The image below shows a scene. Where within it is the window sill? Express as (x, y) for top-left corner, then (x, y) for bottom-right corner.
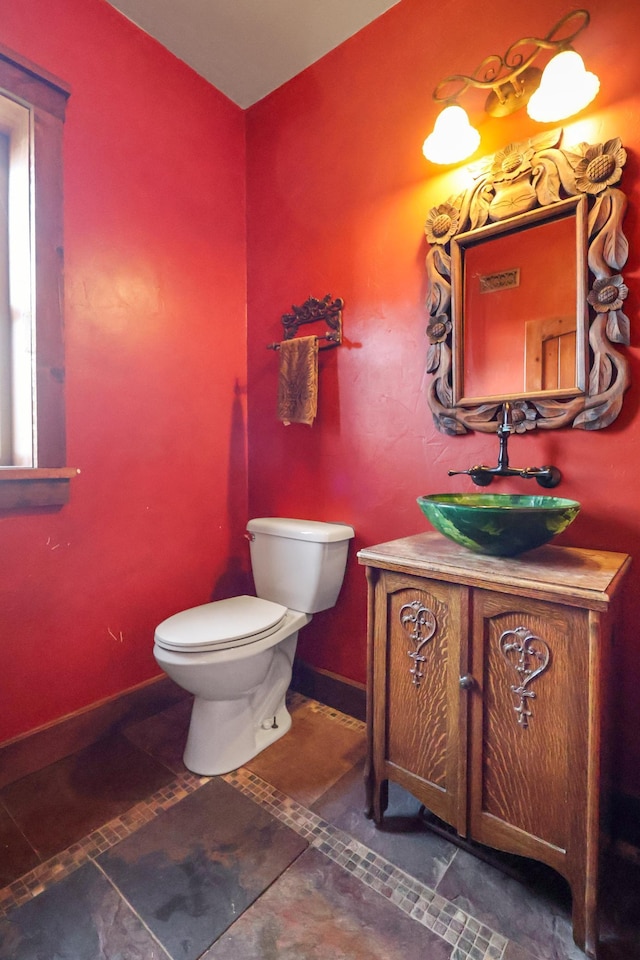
(0, 467), (79, 508)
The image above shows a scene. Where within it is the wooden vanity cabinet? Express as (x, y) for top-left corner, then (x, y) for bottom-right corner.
(358, 533), (630, 959)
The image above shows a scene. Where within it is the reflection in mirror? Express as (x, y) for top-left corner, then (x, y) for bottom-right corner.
(455, 199), (586, 403)
(424, 130), (629, 434)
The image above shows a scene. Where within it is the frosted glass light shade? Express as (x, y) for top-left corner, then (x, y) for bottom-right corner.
(527, 50), (600, 122)
(422, 105), (481, 165)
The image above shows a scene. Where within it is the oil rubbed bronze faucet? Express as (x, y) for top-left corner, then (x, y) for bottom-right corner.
(448, 402), (562, 488)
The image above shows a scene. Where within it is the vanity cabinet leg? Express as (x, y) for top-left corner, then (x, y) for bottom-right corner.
(372, 779), (388, 825)
(363, 753), (374, 819)
(364, 760), (388, 824)
(571, 871), (599, 959)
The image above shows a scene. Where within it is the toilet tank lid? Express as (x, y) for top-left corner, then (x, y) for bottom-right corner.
(247, 517), (355, 542)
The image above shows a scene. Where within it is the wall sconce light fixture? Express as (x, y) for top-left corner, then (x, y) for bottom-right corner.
(423, 9), (600, 164)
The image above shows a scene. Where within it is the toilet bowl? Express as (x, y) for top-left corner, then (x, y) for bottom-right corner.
(153, 518), (354, 776)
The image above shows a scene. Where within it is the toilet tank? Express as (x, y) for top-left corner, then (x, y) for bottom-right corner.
(246, 518), (355, 613)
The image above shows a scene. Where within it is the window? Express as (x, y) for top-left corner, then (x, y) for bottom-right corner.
(1, 95), (31, 467)
(0, 44), (75, 508)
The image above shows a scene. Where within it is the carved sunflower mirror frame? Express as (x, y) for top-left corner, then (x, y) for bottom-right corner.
(424, 129), (629, 434)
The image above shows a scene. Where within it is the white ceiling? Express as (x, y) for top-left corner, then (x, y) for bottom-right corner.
(105, 0), (401, 108)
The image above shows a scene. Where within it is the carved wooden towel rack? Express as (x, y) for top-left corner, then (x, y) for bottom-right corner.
(266, 294), (343, 351)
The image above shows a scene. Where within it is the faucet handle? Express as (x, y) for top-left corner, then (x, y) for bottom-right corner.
(534, 466), (562, 489)
(448, 467), (495, 487)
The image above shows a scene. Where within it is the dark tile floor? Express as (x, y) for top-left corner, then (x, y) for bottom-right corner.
(0, 695), (638, 960)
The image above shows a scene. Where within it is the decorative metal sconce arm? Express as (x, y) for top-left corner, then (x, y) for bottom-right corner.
(432, 9), (591, 116)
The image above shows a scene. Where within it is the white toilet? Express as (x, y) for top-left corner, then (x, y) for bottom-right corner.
(153, 517), (354, 776)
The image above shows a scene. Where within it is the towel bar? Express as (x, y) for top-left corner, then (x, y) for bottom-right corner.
(266, 294), (343, 351)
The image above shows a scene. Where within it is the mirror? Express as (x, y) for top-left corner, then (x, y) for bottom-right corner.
(454, 198), (587, 403)
(425, 130), (629, 434)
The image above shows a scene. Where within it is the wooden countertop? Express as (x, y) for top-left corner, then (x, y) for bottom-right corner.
(357, 532), (631, 611)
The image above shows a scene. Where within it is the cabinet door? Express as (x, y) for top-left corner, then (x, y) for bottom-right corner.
(468, 589), (593, 881)
(372, 570), (469, 832)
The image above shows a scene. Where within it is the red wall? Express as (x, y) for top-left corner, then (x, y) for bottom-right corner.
(246, 0), (640, 797)
(4, 0), (640, 803)
(1, 0), (248, 741)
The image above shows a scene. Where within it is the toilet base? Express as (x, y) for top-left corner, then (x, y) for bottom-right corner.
(183, 695), (292, 776)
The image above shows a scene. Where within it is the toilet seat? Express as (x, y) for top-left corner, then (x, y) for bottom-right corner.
(154, 595), (289, 653)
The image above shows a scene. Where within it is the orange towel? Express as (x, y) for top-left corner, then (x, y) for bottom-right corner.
(277, 335), (319, 426)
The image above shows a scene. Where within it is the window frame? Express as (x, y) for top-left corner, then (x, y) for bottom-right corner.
(0, 42), (75, 509)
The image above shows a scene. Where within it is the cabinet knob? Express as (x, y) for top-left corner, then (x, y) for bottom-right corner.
(459, 674), (474, 690)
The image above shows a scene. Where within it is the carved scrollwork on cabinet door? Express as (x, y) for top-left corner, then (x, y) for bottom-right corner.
(399, 599), (437, 686)
(499, 625), (552, 728)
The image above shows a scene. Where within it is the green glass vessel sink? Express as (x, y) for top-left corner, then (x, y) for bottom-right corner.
(417, 493), (581, 557)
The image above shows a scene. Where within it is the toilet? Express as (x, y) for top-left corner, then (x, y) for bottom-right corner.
(153, 517), (355, 776)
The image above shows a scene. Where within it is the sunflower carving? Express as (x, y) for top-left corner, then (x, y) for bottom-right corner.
(490, 142), (536, 183)
(587, 275), (628, 314)
(423, 129), (630, 435)
(573, 139), (626, 195)
(424, 202), (460, 246)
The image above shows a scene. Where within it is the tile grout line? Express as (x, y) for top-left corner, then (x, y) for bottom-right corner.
(0, 771), (209, 918)
(0, 694), (320, 918)
(91, 858), (174, 960)
(0, 697), (507, 960)
(222, 766), (507, 960)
